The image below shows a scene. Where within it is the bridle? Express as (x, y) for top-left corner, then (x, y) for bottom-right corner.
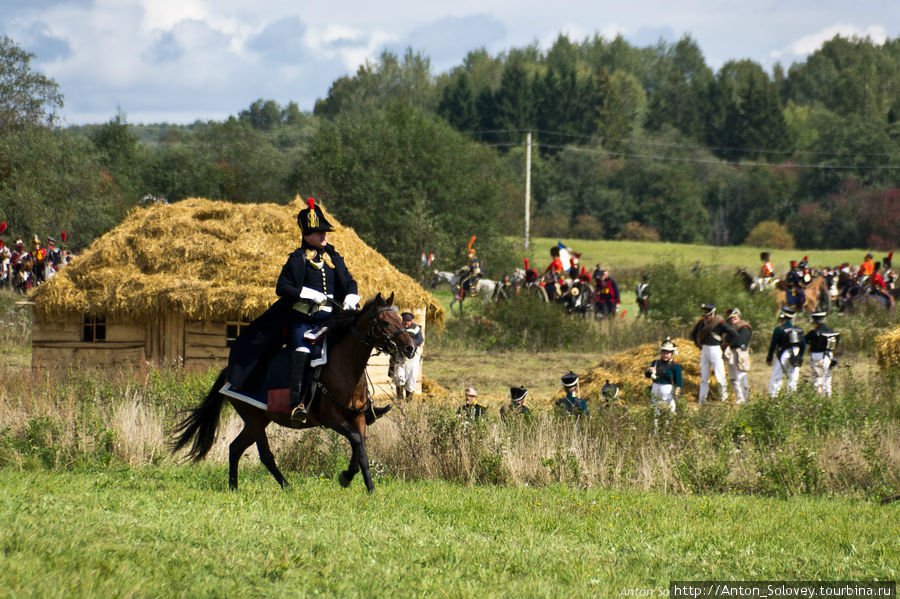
(350, 306), (408, 357)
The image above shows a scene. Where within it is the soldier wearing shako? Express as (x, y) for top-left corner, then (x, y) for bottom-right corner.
(556, 372), (589, 416)
(278, 198), (360, 423)
(645, 337), (682, 426)
(691, 303), (737, 403)
(805, 312), (839, 396)
(766, 306), (805, 397)
(393, 312), (424, 401)
(636, 273), (650, 318)
(500, 386), (531, 420)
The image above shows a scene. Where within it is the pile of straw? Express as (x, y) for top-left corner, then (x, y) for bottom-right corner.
(874, 326), (900, 369)
(32, 198), (443, 327)
(556, 338), (711, 403)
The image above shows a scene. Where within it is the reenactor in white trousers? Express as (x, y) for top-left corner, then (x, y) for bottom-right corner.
(805, 312), (839, 396)
(766, 307), (806, 396)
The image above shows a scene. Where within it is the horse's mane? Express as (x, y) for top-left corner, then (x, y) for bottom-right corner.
(322, 298), (385, 343)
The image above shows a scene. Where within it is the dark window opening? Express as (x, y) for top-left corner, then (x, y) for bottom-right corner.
(82, 315), (106, 342)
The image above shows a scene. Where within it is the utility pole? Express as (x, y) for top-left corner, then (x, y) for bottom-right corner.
(524, 131), (532, 250)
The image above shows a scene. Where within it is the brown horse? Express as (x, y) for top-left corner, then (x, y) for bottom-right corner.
(774, 275), (829, 313)
(172, 293), (415, 492)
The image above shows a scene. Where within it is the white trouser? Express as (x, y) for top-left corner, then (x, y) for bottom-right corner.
(769, 348), (801, 397)
(699, 345), (727, 403)
(725, 359), (750, 404)
(808, 351), (833, 396)
(393, 351), (422, 393)
(651, 382), (676, 415)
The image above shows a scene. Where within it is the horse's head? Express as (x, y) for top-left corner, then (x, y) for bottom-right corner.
(357, 292), (416, 359)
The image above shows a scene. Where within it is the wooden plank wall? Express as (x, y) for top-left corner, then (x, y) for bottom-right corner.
(31, 305), (428, 388)
(183, 320), (230, 371)
(32, 319), (147, 370)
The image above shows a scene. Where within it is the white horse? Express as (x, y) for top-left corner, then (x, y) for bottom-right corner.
(430, 269), (499, 312)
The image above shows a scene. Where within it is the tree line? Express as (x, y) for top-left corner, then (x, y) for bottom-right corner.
(1, 33), (897, 281)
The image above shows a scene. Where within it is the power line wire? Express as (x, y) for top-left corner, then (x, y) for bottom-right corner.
(467, 128), (900, 160)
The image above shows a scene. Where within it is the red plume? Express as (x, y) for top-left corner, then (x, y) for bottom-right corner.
(61, 231), (67, 243)
(467, 236), (477, 251)
(524, 259), (530, 270)
(0, 222), (6, 235)
(889, 252), (894, 260)
(307, 198), (315, 210)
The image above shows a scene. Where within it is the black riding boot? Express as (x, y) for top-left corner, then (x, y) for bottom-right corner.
(395, 384), (404, 401)
(290, 351), (309, 424)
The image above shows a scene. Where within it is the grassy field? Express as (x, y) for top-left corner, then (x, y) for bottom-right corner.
(1, 465), (897, 598)
(522, 237), (896, 273)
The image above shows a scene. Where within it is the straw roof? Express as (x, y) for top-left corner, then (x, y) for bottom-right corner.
(32, 197), (444, 327)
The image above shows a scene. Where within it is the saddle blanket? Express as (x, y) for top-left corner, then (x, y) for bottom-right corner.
(221, 347), (311, 415)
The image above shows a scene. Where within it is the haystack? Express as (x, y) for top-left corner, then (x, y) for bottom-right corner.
(874, 326), (900, 369)
(33, 197), (443, 327)
(555, 338), (711, 403)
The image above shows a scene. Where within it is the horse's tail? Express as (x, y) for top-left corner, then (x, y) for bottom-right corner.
(171, 368), (228, 462)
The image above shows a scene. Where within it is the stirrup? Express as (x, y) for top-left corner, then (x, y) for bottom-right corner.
(290, 403), (308, 424)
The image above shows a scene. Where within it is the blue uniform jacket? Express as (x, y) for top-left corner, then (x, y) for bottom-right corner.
(227, 243), (357, 390)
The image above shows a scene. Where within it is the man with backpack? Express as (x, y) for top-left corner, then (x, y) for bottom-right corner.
(766, 307), (806, 397)
(805, 312), (839, 396)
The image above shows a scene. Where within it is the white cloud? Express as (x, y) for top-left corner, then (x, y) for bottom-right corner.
(770, 24), (889, 61)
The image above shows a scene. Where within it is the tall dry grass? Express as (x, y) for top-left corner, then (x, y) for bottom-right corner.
(1, 364), (898, 499)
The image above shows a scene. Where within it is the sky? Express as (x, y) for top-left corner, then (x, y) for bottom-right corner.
(2, 0), (897, 125)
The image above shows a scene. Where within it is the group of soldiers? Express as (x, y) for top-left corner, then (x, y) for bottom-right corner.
(642, 302), (840, 425)
(456, 241), (626, 318)
(456, 371), (591, 422)
(0, 227), (72, 293)
(758, 250), (896, 310)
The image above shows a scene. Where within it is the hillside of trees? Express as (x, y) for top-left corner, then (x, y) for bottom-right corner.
(1, 32), (898, 278)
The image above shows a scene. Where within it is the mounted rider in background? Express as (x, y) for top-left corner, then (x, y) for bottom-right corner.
(756, 251), (775, 290)
(458, 236), (482, 298)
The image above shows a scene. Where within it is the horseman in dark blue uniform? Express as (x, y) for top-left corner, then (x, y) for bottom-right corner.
(785, 260), (806, 310)
(227, 198), (360, 424)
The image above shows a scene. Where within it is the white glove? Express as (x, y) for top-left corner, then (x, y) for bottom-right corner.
(342, 294), (361, 310)
(300, 287), (328, 305)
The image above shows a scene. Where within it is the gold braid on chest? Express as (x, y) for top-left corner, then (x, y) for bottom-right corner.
(305, 248), (335, 269)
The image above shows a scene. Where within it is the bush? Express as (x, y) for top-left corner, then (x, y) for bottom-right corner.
(744, 220), (795, 249)
(643, 263), (776, 338)
(570, 214), (605, 240)
(615, 221), (660, 242)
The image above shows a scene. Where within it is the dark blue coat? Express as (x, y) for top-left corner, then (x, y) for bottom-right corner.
(227, 243), (357, 390)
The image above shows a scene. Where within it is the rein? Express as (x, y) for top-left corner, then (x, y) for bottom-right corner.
(350, 306), (406, 356)
(316, 304), (405, 416)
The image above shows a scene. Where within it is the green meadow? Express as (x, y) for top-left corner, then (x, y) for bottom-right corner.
(522, 237), (887, 272)
(1, 466), (897, 598)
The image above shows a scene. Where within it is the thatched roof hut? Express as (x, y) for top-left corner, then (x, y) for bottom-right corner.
(31, 197), (442, 387)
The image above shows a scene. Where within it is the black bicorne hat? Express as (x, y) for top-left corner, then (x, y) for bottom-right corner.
(510, 386), (528, 402)
(561, 372), (579, 387)
(779, 306), (796, 319)
(297, 198), (334, 235)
